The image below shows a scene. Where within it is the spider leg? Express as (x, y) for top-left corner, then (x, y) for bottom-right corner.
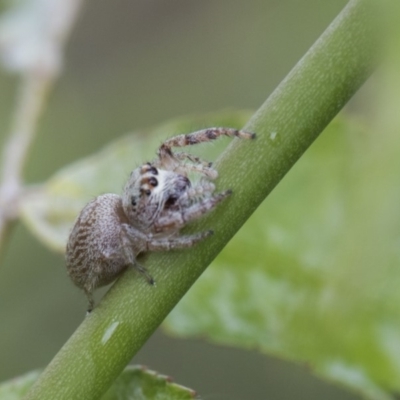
(154, 190), (231, 232)
(172, 152), (218, 179)
(177, 181), (216, 206)
(84, 288), (95, 313)
(122, 222), (212, 251)
(146, 230), (213, 251)
(155, 127), (255, 174)
(120, 225), (211, 280)
(174, 151), (212, 167)
(118, 226), (155, 284)
(131, 261), (155, 285)
(176, 162), (218, 179)
(152, 152), (217, 179)
(160, 127), (255, 152)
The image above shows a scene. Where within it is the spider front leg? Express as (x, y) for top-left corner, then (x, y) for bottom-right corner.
(173, 152), (218, 179)
(122, 223), (212, 252)
(174, 151), (212, 167)
(121, 225), (212, 286)
(153, 190), (231, 233)
(155, 127), (255, 177)
(153, 150), (217, 179)
(177, 180), (216, 206)
(146, 230), (213, 251)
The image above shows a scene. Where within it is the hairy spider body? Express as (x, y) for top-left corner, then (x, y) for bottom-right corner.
(66, 127), (255, 311)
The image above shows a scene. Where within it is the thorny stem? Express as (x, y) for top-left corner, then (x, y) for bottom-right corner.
(0, 0), (84, 258)
(25, 1), (377, 399)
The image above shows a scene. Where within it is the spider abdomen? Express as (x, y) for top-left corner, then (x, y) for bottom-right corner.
(66, 194), (132, 305)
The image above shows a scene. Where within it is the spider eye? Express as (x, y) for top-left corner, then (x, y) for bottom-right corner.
(148, 177), (158, 187)
(140, 188), (151, 196)
(131, 196), (137, 206)
(165, 195), (178, 207)
(149, 166), (158, 175)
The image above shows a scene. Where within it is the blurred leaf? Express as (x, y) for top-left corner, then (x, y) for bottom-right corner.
(102, 366), (198, 400)
(164, 115), (400, 400)
(0, 0), (81, 74)
(19, 110), (252, 252)
(0, 367), (198, 400)
(0, 370), (41, 400)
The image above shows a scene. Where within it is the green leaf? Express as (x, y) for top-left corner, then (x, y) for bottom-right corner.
(164, 114), (400, 400)
(0, 370), (41, 400)
(0, 0), (81, 74)
(102, 366), (197, 400)
(19, 110), (252, 252)
(0, 367), (197, 400)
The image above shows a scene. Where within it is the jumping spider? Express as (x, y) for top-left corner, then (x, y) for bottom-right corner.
(66, 127), (255, 311)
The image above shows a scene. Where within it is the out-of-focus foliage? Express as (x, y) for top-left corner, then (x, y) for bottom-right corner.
(0, 370), (41, 400)
(0, 366), (197, 400)
(0, 0), (81, 74)
(19, 110), (252, 251)
(102, 366), (198, 400)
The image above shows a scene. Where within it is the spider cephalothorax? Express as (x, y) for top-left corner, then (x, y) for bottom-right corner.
(122, 163), (194, 233)
(66, 127), (255, 311)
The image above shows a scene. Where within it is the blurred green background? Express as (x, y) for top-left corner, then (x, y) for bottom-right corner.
(0, 1), (368, 399)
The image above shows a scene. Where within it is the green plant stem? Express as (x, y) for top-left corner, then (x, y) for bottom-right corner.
(25, 1), (376, 399)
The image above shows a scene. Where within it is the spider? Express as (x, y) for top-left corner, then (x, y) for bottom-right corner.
(65, 127), (255, 312)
